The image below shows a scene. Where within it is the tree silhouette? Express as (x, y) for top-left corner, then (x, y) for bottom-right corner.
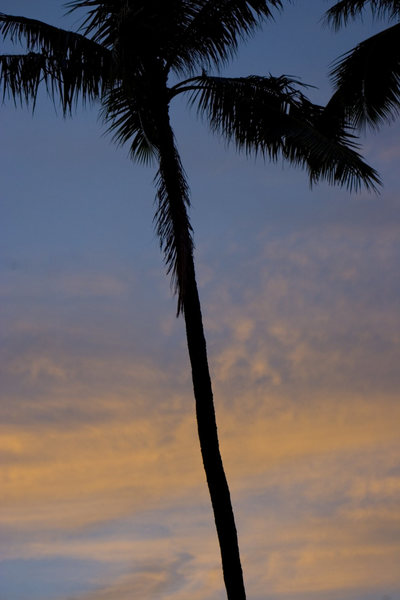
(0, 2), (379, 599)
(325, 0), (400, 127)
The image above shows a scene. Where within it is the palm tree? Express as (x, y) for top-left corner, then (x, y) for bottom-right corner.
(0, 2), (379, 599)
(325, 0), (400, 128)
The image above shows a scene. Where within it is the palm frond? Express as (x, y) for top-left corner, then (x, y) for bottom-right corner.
(155, 143), (193, 315)
(0, 13), (111, 112)
(102, 75), (194, 313)
(324, 0), (400, 29)
(167, 0), (283, 73)
(68, 1), (283, 72)
(288, 99), (380, 190)
(0, 50), (108, 113)
(0, 12), (107, 56)
(67, 0), (193, 61)
(329, 22), (400, 126)
(179, 73), (307, 156)
(181, 73), (380, 190)
(101, 84), (158, 163)
(0, 53), (45, 108)
(65, 0), (127, 47)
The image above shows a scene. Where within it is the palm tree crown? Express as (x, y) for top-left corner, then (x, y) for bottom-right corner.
(325, 0), (400, 127)
(0, 2), (380, 600)
(0, 1), (380, 302)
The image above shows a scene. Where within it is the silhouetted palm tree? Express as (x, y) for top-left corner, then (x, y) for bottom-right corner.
(325, 0), (400, 127)
(0, 2), (379, 599)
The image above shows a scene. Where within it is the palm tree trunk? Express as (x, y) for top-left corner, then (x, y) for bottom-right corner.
(155, 96), (247, 600)
(183, 256), (247, 600)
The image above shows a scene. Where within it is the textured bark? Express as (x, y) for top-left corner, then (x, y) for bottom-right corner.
(155, 92), (247, 600)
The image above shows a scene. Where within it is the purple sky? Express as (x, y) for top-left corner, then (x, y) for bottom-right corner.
(1, 2), (400, 600)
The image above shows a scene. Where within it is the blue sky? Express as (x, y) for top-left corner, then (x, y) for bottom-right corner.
(1, 2), (400, 600)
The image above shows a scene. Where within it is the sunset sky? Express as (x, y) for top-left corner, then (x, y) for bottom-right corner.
(1, 2), (400, 600)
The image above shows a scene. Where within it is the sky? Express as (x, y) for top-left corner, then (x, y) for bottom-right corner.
(1, 2), (399, 600)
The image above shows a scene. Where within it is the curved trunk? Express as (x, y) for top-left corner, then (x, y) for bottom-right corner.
(154, 95), (246, 600)
(183, 257), (247, 600)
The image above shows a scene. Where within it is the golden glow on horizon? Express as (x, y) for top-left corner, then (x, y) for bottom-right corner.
(2, 386), (399, 597)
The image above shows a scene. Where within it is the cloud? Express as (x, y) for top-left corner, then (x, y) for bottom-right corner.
(199, 223), (400, 401)
(1, 220), (399, 600)
(63, 552), (226, 600)
(2, 388), (399, 600)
